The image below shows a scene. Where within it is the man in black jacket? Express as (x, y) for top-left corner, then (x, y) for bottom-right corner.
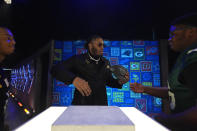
(0, 27), (16, 131)
(51, 35), (129, 105)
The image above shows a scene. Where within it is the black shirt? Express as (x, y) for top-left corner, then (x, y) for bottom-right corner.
(51, 53), (122, 105)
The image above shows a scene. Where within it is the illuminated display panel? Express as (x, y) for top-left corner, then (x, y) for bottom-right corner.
(10, 60), (36, 111)
(52, 40), (162, 115)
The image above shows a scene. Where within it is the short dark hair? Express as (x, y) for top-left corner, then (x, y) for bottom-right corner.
(84, 35), (103, 49)
(171, 13), (197, 27)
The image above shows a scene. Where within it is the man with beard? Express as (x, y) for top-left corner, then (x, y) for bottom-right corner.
(51, 35), (129, 105)
(0, 27), (16, 131)
(130, 13), (197, 130)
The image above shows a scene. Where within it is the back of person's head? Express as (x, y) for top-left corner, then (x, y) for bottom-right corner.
(84, 35), (103, 50)
(171, 13), (197, 27)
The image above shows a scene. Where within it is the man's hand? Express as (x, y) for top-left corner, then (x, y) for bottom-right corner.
(72, 77), (92, 96)
(130, 82), (145, 93)
(118, 72), (129, 85)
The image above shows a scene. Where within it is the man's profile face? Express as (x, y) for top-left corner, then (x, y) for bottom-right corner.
(168, 25), (192, 52)
(89, 38), (104, 56)
(0, 28), (16, 56)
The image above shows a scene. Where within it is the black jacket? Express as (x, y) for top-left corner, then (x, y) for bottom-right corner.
(51, 53), (122, 105)
(0, 68), (9, 103)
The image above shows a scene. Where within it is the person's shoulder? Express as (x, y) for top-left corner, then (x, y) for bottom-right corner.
(186, 43), (197, 55)
(186, 47), (197, 59)
(183, 46), (197, 67)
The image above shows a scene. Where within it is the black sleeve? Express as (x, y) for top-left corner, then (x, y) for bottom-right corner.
(104, 61), (122, 89)
(51, 56), (77, 85)
(106, 75), (122, 89)
(178, 61), (197, 94)
(0, 68), (8, 99)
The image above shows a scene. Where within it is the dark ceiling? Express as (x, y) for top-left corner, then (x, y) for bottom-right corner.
(0, 0), (196, 67)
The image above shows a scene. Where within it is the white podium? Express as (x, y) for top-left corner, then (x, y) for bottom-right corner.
(52, 106), (135, 131)
(15, 106), (169, 131)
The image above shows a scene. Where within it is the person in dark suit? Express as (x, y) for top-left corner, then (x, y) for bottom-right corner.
(51, 35), (129, 105)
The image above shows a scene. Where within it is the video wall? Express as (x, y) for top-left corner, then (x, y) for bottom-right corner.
(52, 40), (162, 115)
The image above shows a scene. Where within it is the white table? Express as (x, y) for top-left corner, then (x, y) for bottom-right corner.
(15, 106), (169, 131)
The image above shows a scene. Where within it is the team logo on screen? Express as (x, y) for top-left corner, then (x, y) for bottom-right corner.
(121, 41), (133, 46)
(134, 48), (145, 60)
(142, 82), (153, 95)
(152, 61), (160, 73)
(110, 57), (119, 65)
(113, 91), (124, 98)
(130, 90), (141, 98)
(153, 74), (161, 87)
(141, 61), (152, 72)
(112, 91), (124, 103)
(104, 40), (111, 47)
(76, 47), (86, 55)
(135, 99), (147, 112)
(121, 49), (133, 58)
(141, 72), (152, 81)
(133, 40), (145, 46)
(111, 47), (120, 56)
(142, 82), (152, 87)
(130, 72), (140, 83)
(73, 40), (86, 46)
(63, 41), (72, 53)
(120, 82), (130, 91)
(54, 49), (62, 61)
(112, 97), (124, 103)
(146, 46), (158, 55)
(154, 97), (162, 106)
(111, 41), (120, 46)
(130, 62), (140, 71)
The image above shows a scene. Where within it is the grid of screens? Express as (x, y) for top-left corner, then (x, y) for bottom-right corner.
(10, 60), (35, 110)
(52, 40), (162, 115)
